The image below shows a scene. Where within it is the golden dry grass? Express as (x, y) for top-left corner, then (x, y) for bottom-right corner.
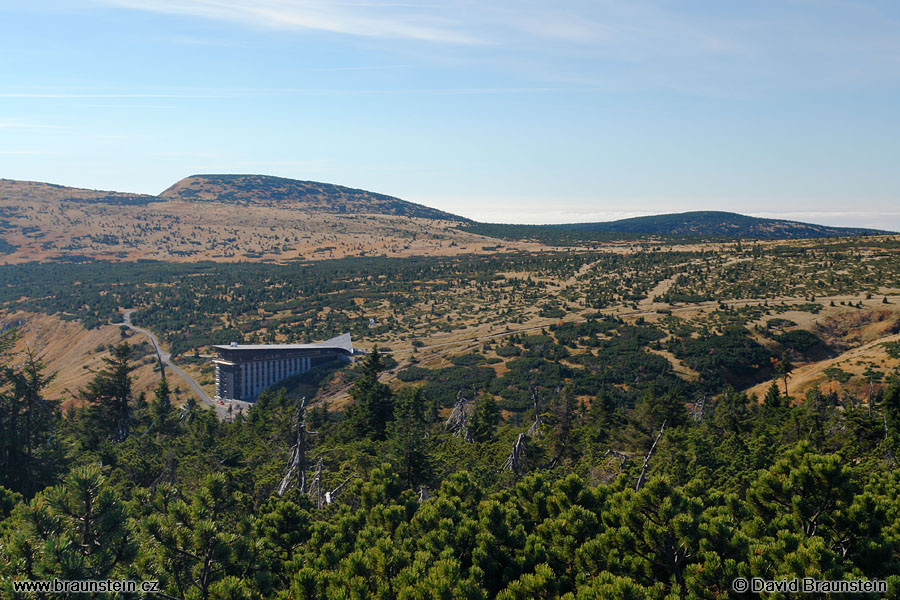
(745, 303), (900, 401)
(2, 311), (206, 409)
(0, 179), (547, 263)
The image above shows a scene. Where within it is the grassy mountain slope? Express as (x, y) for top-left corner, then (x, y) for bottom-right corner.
(1, 175), (894, 264)
(159, 174), (468, 221)
(0, 176), (518, 264)
(0, 178), (157, 206)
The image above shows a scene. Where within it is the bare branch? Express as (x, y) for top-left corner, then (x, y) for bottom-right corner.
(635, 420), (666, 492)
(278, 397), (314, 496)
(445, 390), (473, 443)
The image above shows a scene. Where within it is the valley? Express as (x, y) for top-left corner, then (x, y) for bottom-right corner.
(2, 211), (899, 417)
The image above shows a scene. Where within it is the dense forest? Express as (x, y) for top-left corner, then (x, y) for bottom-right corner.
(2, 328), (900, 598)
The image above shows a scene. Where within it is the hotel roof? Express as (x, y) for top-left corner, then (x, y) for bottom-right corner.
(212, 333), (353, 354)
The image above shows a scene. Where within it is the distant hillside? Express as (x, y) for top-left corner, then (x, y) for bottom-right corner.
(0, 179), (157, 206)
(562, 211), (891, 238)
(462, 211), (893, 243)
(159, 174), (467, 221)
(2, 175), (894, 264)
(0, 176), (505, 264)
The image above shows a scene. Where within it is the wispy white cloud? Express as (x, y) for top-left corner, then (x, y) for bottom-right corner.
(150, 151), (229, 158)
(84, 0), (748, 54)
(82, 104), (173, 109)
(94, 133), (155, 140)
(0, 86), (591, 101)
(310, 64), (409, 72)
(281, 86), (592, 95)
(88, 0), (483, 43)
(70, 0), (900, 95)
(0, 92), (207, 98)
(152, 33), (252, 47)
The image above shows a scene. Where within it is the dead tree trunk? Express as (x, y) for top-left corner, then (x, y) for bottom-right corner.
(693, 394), (706, 423)
(502, 433), (528, 475)
(445, 390), (473, 442)
(307, 457), (323, 509)
(325, 474), (358, 506)
(635, 419), (666, 492)
(604, 448), (629, 466)
(501, 386), (547, 476)
(526, 385), (545, 438)
(277, 397), (316, 497)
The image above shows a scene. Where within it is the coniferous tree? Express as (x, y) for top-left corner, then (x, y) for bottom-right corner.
(744, 442), (885, 579)
(139, 474), (257, 600)
(772, 351), (795, 397)
(0, 466), (136, 585)
(343, 347), (394, 440)
(469, 394), (500, 444)
(388, 387), (429, 486)
(79, 342), (135, 445)
(425, 394), (441, 424)
(546, 386), (578, 462)
(0, 345), (62, 497)
(763, 380), (783, 408)
(150, 372), (174, 434)
(255, 495), (312, 589)
(882, 379), (900, 439)
(306, 401), (328, 431)
(712, 387), (752, 434)
(595, 477), (708, 588)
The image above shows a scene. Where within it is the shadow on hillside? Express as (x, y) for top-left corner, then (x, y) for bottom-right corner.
(270, 358), (350, 404)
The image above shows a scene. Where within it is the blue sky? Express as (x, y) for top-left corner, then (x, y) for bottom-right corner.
(2, 1), (899, 227)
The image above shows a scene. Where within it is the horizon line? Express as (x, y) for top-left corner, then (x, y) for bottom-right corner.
(1, 173), (897, 232)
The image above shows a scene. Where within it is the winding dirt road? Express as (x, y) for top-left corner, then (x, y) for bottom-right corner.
(122, 310), (213, 409)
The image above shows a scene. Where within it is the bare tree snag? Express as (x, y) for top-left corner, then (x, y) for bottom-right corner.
(418, 485), (431, 503)
(325, 473), (358, 506)
(635, 419), (666, 492)
(445, 390), (473, 442)
(502, 433), (528, 474)
(277, 397), (316, 497)
(501, 386), (549, 475)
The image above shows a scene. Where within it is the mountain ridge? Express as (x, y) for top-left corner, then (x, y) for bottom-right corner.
(0, 175), (500, 264)
(1, 176), (894, 245)
(0, 178), (157, 206)
(554, 210), (891, 238)
(158, 174), (467, 221)
(461, 210), (893, 242)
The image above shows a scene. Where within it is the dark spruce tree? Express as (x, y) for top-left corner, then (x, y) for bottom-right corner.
(388, 387), (430, 487)
(0, 337), (64, 497)
(341, 346), (394, 440)
(77, 342), (136, 446)
(469, 394), (500, 443)
(150, 371), (175, 435)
